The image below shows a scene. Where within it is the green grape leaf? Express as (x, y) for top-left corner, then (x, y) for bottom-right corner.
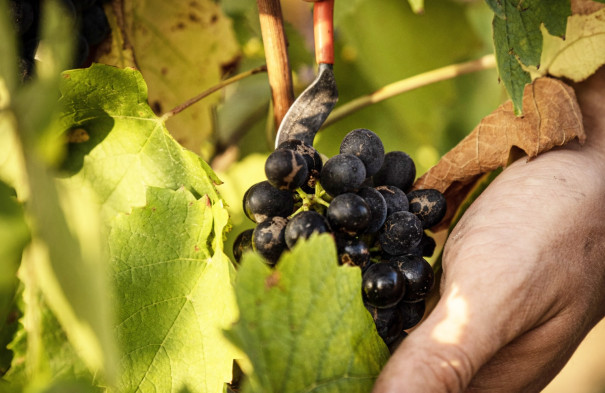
(58, 64), (221, 219)
(0, 181), (29, 319)
(109, 186), (238, 393)
(0, 303), (19, 377)
(98, 0), (240, 157)
(490, 0), (570, 114)
(0, 181), (28, 376)
(485, 0), (505, 18)
(4, 293), (96, 388)
(492, 17), (532, 116)
(225, 234), (390, 393)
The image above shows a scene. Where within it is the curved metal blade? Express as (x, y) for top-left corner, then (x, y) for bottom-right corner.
(275, 63), (338, 149)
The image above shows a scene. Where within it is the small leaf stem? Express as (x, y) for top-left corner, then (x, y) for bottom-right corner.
(160, 65), (268, 122)
(322, 54), (497, 128)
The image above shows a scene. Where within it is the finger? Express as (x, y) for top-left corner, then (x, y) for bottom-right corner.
(466, 309), (592, 393)
(372, 283), (515, 393)
(373, 212), (559, 393)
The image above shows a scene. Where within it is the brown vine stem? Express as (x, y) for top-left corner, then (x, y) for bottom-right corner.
(322, 54), (497, 128)
(160, 65), (267, 122)
(257, 0), (295, 129)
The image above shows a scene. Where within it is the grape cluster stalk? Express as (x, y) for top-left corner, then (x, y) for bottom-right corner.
(8, 0), (110, 81)
(234, 128), (447, 350)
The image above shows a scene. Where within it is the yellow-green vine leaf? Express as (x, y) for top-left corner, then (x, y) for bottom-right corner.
(225, 234), (390, 393)
(98, 0), (240, 158)
(110, 187), (238, 393)
(536, 8), (605, 82)
(58, 64), (221, 220)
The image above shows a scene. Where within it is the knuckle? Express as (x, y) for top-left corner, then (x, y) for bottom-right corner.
(417, 344), (476, 393)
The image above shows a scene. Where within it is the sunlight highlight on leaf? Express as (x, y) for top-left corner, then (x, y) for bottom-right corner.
(58, 64), (221, 219)
(110, 187), (238, 393)
(537, 7), (605, 82)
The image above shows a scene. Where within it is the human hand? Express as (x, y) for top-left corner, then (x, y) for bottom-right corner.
(373, 68), (605, 393)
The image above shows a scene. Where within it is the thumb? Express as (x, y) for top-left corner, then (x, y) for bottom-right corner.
(372, 285), (508, 393)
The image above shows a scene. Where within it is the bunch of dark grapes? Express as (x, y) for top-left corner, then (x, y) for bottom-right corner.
(233, 128), (446, 351)
(8, 0), (110, 82)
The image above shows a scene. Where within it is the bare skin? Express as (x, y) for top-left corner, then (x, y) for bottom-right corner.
(372, 68), (605, 393)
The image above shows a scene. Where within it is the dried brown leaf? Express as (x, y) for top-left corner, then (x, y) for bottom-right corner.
(414, 77), (585, 229)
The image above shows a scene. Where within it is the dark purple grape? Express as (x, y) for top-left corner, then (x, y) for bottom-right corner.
(252, 217), (288, 265)
(390, 255), (434, 301)
(378, 211), (423, 256)
(373, 151), (416, 192)
(361, 177), (374, 188)
(336, 236), (370, 269)
(284, 211), (330, 249)
(80, 4), (110, 46)
(418, 232), (436, 257)
(399, 299), (426, 330)
(362, 262), (406, 308)
(376, 185), (408, 217)
(406, 232), (437, 258)
(326, 193), (371, 236)
(407, 188), (447, 229)
(232, 229), (254, 263)
(339, 128), (385, 177)
(278, 140), (322, 191)
(319, 154), (366, 197)
(356, 187), (387, 234)
(361, 259), (376, 274)
(265, 148), (308, 191)
(365, 302), (404, 346)
(243, 181), (294, 223)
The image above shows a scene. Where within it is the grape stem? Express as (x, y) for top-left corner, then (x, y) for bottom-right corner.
(322, 54), (497, 128)
(159, 65), (268, 122)
(314, 197), (330, 208)
(290, 187), (331, 216)
(296, 188), (312, 212)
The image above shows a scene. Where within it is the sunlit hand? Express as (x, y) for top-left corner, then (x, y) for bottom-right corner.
(373, 68), (605, 393)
